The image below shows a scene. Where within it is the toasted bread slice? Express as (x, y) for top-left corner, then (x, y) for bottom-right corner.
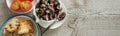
(5, 18), (19, 32)
(18, 20), (34, 34)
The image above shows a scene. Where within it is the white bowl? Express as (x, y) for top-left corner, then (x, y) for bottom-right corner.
(6, 0), (39, 14)
(33, 0), (68, 29)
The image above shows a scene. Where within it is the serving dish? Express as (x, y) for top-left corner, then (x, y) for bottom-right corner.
(33, 0), (67, 29)
(0, 15), (42, 36)
(6, 0), (39, 14)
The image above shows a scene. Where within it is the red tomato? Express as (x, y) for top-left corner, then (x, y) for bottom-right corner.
(10, 0), (20, 11)
(20, 1), (32, 12)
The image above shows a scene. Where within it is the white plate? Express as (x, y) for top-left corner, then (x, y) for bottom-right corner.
(0, 15), (42, 36)
(6, 0), (39, 14)
(33, 0), (68, 29)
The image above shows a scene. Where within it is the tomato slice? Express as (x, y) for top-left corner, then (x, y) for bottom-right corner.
(10, 0), (20, 11)
(20, 1), (32, 12)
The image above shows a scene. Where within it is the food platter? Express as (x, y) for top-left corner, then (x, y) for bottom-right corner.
(0, 0), (67, 36)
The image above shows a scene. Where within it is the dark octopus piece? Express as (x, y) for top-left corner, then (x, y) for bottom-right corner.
(57, 12), (66, 21)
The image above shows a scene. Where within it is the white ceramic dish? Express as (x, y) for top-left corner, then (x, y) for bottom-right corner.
(33, 0), (68, 29)
(6, 0), (39, 14)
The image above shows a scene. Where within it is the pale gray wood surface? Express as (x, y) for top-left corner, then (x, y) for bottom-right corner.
(1, 0), (120, 36)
